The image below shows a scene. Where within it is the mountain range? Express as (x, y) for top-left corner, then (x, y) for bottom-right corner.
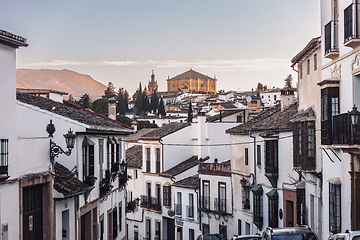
(16, 69), (107, 99)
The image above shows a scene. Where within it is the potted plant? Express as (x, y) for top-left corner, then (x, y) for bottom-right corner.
(119, 174), (132, 186)
(99, 178), (113, 195)
(84, 175), (97, 186)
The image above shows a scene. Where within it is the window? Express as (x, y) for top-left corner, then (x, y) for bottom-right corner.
(113, 207), (118, 239)
(202, 224), (209, 235)
(314, 54), (317, 71)
(0, 139), (9, 175)
(155, 221), (161, 240)
(202, 181), (210, 210)
(82, 137), (95, 181)
(307, 59), (310, 75)
(299, 64), (303, 79)
(265, 140), (278, 174)
(325, 21), (332, 54)
(253, 190), (263, 229)
(274, 95), (277, 101)
(163, 186), (171, 206)
(344, 4), (354, 42)
(146, 182), (151, 203)
(329, 183), (341, 234)
(325, 0), (339, 54)
(257, 145), (261, 166)
(134, 226), (139, 240)
(99, 214), (104, 240)
(321, 87), (339, 145)
(156, 148), (160, 173)
(242, 186), (250, 210)
(155, 184), (161, 209)
(218, 183), (226, 212)
(238, 219), (242, 235)
(99, 139), (104, 180)
(189, 229), (195, 240)
(297, 188), (307, 226)
(187, 193), (194, 218)
(293, 121), (316, 171)
(176, 192), (182, 215)
(119, 202), (122, 232)
(268, 195), (278, 228)
(146, 148), (151, 172)
(245, 148), (248, 166)
(134, 169), (138, 179)
(146, 219), (151, 240)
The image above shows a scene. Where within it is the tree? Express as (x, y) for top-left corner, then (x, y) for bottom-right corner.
(187, 100), (193, 123)
(137, 121), (158, 130)
(116, 115), (132, 127)
(78, 93), (92, 109)
(151, 91), (159, 114)
(284, 74), (293, 88)
(158, 98), (166, 116)
(124, 90), (129, 112)
(134, 83), (143, 115)
(68, 94), (75, 103)
(91, 97), (108, 115)
(104, 82), (117, 98)
(117, 87), (126, 115)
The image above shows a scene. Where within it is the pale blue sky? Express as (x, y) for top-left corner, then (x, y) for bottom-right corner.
(2, 0), (320, 95)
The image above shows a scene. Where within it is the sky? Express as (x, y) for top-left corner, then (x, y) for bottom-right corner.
(2, 0), (320, 95)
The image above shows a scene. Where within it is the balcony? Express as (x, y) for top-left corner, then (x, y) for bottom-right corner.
(324, 20), (339, 60)
(214, 198), (226, 213)
(111, 162), (119, 173)
(344, 3), (360, 48)
(333, 113), (360, 145)
(199, 196), (211, 211)
(175, 203), (182, 216)
(0, 166), (8, 175)
(186, 205), (194, 218)
(140, 195), (162, 212)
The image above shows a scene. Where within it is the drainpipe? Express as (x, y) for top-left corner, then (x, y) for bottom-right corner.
(249, 131), (256, 184)
(159, 139), (164, 172)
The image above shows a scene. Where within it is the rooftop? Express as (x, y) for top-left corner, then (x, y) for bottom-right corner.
(167, 69), (216, 81)
(126, 128), (156, 143)
(291, 37), (321, 67)
(206, 109), (243, 123)
(226, 102), (298, 134)
(16, 91), (133, 133)
(172, 174), (199, 189)
(163, 155), (204, 176)
(54, 162), (91, 197)
(141, 122), (190, 140)
(0, 29), (28, 48)
(126, 145), (142, 168)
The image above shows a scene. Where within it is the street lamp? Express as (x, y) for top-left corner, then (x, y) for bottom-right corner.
(46, 120), (76, 163)
(120, 160), (127, 176)
(349, 105), (360, 127)
(240, 177), (248, 188)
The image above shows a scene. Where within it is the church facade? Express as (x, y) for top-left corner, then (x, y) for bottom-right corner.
(167, 69), (217, 94)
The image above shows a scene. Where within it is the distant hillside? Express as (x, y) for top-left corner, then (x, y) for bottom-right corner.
(16, 69), (107, 99)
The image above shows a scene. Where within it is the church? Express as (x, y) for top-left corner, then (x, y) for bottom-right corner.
(166, 69), (217, 94)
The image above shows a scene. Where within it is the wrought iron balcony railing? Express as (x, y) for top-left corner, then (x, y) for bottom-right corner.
(186, 205), (194, 218)
(214, 198), (226, 213)
(175, 203), (182, 215)
(140, 195), (162, 211)
(199, 196), (210, 211)
(324, 20), (339, 55)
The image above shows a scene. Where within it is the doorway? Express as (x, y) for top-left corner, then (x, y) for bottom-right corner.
(23, 185), (43, 240)
(285, 200), (294, 227)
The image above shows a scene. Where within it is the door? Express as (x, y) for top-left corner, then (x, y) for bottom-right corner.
(23, 185), (43, 240)
(166, 218), (175, 240)
(219, 225), (227, 240)
(176, 227), (183, 240)
(285, 200), (294, 227)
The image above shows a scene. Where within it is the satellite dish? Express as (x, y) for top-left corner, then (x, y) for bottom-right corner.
(246, 96), (252, 103)
(167, 209), (175, 217)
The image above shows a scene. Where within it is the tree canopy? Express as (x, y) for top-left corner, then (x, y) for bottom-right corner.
(104, 82), (117, 98)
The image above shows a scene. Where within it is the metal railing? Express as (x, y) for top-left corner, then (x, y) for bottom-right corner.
(175, 203), (182, 215)
(214, 198), (226, 213)
(186, 205), (194, 218)
(199, 196), (210, 211)
(333, 113), (360, 145)
(324, 20), (339, 55)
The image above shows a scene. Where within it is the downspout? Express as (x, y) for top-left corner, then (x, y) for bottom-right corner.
(198, 177), (202, 232)
(159, 139), (164, 172)
(249, 131), (256, 184)
(195, 186), (200, 231)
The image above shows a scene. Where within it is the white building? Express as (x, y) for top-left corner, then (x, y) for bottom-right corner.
(319, 0), (360, 236)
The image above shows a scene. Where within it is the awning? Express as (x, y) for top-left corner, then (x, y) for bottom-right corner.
(250, 184), (263, 195)
(295, 180), (305, 188)
(327, 177), (341, 185)
(266, 189), (278, 199)
(82, 136), (95, 146)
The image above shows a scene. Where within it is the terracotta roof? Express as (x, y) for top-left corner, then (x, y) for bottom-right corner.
(291, 106), (316, 122)
(16, 91), (133, 133)
(126, 145), (143, 168)
(226, 102), (298, 134)
(206, 109), (242, 123)
(167, 69), (215, 81)
(163, 155), (200, 176)
(291, 37), (321, 67)
(126, 128), (156, 143)
(173, 174), (199, 189)
(141, 122), (190, 140)
(54, 162), (91, 197)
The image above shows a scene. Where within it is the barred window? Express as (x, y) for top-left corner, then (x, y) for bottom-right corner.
(0, 139), (9, 175)
(245, 148), (248, 166)
(163, 186), (171, 206)
(293, 121), (316, 171)
(329, 183), (341, 234)
(265, 140), (278, 174)
(268, 197), (278, 228)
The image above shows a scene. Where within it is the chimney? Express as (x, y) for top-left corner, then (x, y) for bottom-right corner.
(280, 87), (295, 111)
(131, 121), (138, 132)
(108, 98), (117, 120)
